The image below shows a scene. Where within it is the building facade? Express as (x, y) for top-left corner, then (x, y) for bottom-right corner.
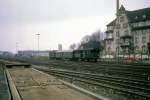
(104, 5), (150, 56)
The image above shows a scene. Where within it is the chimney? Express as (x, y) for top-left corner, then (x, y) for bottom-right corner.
(116, 0), (119, 14)
(58, 44), (62, 51)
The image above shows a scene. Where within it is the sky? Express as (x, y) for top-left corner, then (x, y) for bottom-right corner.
(0, 0), (150, 53)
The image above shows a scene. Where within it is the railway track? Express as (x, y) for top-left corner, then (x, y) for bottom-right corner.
(46, 61), (150, 80)
(47, 65), (150, 81)
(2, 58), (150, 79)
(40, 68), (150, 99)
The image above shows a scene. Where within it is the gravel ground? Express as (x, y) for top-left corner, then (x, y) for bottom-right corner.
(8, 68), (94, 100)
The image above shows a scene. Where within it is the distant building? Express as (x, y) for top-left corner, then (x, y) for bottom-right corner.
(58, 44), (62, 51)
(17, 50), (49, 57)
(0, 51), (3, 55)
(104, 5), (150, 56)
(0, 51), (14, 56)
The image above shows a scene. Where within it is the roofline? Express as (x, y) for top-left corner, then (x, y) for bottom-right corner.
(127, 7), (150, 12)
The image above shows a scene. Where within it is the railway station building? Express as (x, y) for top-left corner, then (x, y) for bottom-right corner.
(104, 5), (150, 57)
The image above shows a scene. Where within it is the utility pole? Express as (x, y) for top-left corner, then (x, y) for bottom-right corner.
(16, 42), (19, 54)
(36, 33), (40, 56)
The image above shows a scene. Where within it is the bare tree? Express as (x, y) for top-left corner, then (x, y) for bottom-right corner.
(69, 43), (76, 50)
(78, 30), (104, 51)
(81, 35), (90, 44)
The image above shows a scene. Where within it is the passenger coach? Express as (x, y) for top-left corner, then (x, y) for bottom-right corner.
(49, 49), (100, 62)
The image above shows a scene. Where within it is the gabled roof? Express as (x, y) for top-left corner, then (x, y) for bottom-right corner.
(118, 5), (126, 13)
(107, 19), (116, 26)
(126, 7), (150, 23)
(106, 6), (150, 27)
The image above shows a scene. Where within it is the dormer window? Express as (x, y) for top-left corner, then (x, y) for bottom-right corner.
(135, 16), (138, 20)
(142, 15), (146, 19)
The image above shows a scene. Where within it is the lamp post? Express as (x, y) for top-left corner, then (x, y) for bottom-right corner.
(36, 33), (40, 56)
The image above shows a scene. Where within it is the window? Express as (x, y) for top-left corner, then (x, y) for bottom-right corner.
(135, 46), (139, 52)
(116, 47), (120, 53)
(134, 31), (138, 36)
(124, 30), (129, 35)
(108, 47), (111, 53)
(123, 23), (128, 28)
(116, 39), (120, 44)
(135, 37), (139, 43)
(120, 16), (124, 22)
(143, 30), (147, 35)
(133, 23), (139, 27)
(107, 40), (111, 45)
(107, 33), (113, 39)
(116, 31), (120, 37)
(142, 36), (146, 43)
(142, 45), (147, 53)
(107, 26), (113, 30)
(139, 22), (145, 26)
(116, 24), (121, 29)
(145, 21), (150, 26)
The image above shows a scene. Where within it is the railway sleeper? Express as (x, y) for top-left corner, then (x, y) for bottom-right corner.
(50, 71), (150, 93)
(49, 73), (150, 99)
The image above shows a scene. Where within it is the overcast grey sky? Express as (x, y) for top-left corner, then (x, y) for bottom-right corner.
(0, 0), (150, 53)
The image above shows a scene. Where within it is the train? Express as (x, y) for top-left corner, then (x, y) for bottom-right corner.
(49, 49), (100, 62)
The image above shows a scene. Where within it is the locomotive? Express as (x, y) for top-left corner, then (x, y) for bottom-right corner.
(49, 49), (100, 62)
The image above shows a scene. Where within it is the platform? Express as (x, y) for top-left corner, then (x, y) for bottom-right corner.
(0, 65), (11, 100)
(7, 67), (95, 100)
